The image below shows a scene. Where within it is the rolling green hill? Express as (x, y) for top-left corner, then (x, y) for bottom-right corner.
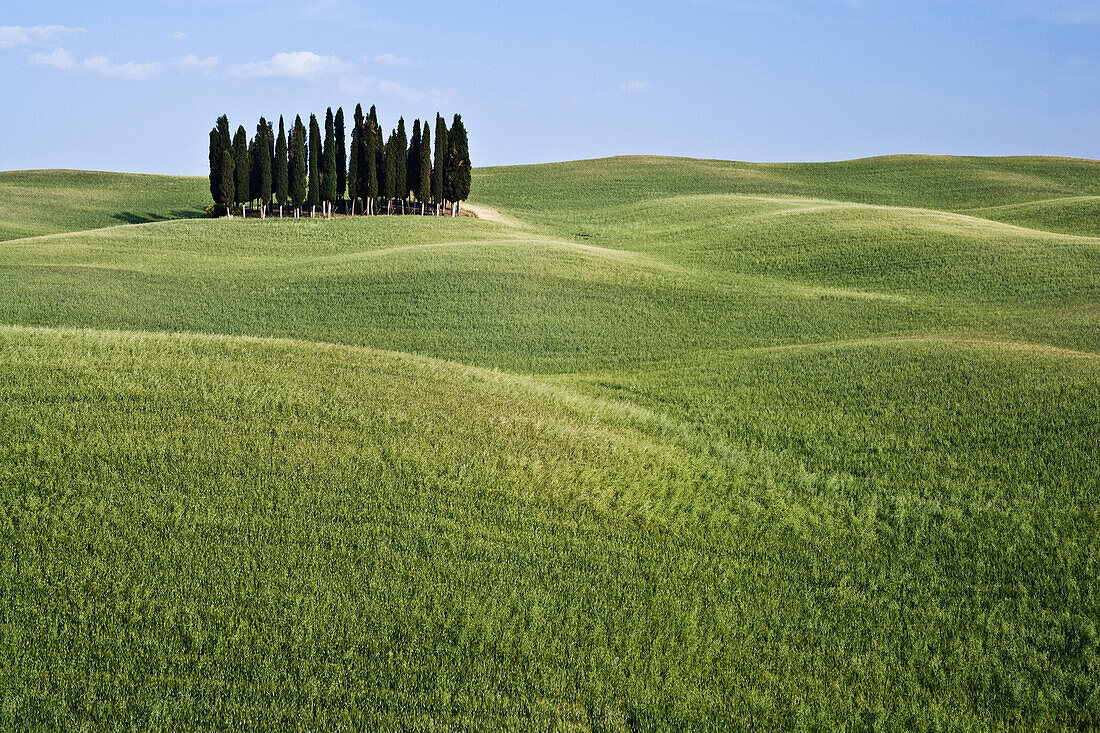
(1, 157), (1098, 729)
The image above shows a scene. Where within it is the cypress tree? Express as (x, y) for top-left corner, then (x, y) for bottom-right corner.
(209, 127), (220, 204)
(232, 125), (250, 209)
(335, 107), (347, 205)
(347, 125), (360, 213)
(363, 117), (379, 214)
(383, 131), (398, 203)
(370, 106), (384, 193)
(395, 118), (407, 207)
(418, 125), (431, 212)
(307, 113), (321, 211)
(254, 118), (273, 215)
(275, 116), (289, 210)
(408, 119), (420, 201)
(290, 115), (308, 213)
(432, 114), (448, 210)
(444, 114), (471, 215)
(217, 150), (235, 218)
(209, 115), (232, 204)
(322, 108), (338, 214)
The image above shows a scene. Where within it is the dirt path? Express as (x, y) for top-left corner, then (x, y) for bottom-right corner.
(462, 203), (528, 230)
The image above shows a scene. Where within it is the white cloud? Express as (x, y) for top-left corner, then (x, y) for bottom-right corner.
(30, 47), (77, 70)
(338, 75), (454, 104)
(31, 47), (162, 80)
(232, 51), (353, 79)
(1008, 1), (1100, 24)
(373, 53), (411, 68)
(81, 55), (162, 80)
(620, 80), (651, 93)
(0, 25), (83, 50)
(176, 54), (218, 70)
(172, 31), (188, 40)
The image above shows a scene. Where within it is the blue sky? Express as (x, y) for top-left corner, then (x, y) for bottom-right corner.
(1, 0), (1098, 173)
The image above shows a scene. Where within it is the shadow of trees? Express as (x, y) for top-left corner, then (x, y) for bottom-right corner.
(111, 209), (206, 225)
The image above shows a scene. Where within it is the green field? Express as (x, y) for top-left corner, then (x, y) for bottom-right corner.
(1, 156), (1098, 729)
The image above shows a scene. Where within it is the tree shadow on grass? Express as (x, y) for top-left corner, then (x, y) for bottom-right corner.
(111, 209), (206, 225)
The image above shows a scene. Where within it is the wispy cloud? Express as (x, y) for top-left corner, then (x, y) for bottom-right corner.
(338, 75), (454, 104)
(620, 80), (651, 93)
(30, 47), (215, 80)
(32, 48), (162, 79)
(171, 31), (188, 40)
(0, 25), (83, 50)
(233, 51), (353, 80)
(176, 54), (218, 70)
(30, 47), (77, 71)
(82, 55), (162, 80)
(373, 53), (412, 68)
(1006, 1), (1100, 24)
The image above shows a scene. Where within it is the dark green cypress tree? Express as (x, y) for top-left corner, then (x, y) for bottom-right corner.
(209, 127), (220, 204)
(370, 106), (384, 191)
(408, 119), (420, 201)
(418, 125), (431, 211)
(432, 114), (448, 208)
(383, 131), (398, 202)
(275, 117), (289, 209)
(209, 115), (231, 204)
(254, 118), (273, 213)
(335, 107), (347, 204)
(307, 114), (321, 210)
(363, 117), (379, 213)
(347, 126), (360, 213)
(444, 114), (471, 214)
(394, 118), (407, 206)
(249, 139), (258, 203)
(232, 126), (250, 208)
(322, 108), (338, 214)
(218, 150), (235, 217)
(290, 115), (308, 212)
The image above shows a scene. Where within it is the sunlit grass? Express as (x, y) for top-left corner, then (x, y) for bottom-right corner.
(1, 156), (1098, 729)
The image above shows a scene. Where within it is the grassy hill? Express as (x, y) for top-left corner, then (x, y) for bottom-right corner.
(1, 157), (1098, 729)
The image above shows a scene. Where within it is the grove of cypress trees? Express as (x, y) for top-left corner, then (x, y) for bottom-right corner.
(418, 125), (431, 213)
(444, 114), (471, 216)
(275, 116), (289, 214)
(432, 114), (448, 213)
(232, 126), (250, 211)
(290, 115), (308, 215)
(307, 114), (321, 213)
(335, 107), (347, 208)
(322, 108), (338, 216)
(408, 119), (420, 201)
(218, 150), (235, 218)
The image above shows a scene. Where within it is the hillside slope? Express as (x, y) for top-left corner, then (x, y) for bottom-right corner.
(0, 170), (207, 243)
(1, 157), (1098, 729)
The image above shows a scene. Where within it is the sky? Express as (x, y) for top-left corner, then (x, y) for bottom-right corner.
(1, 0), (1098, 174)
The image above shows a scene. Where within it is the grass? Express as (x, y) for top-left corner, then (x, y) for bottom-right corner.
(0, 170), (208, 243)
(1, 156), (1098, 729)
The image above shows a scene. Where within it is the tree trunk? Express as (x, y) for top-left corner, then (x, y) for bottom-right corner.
(456, 200), (461, 217)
